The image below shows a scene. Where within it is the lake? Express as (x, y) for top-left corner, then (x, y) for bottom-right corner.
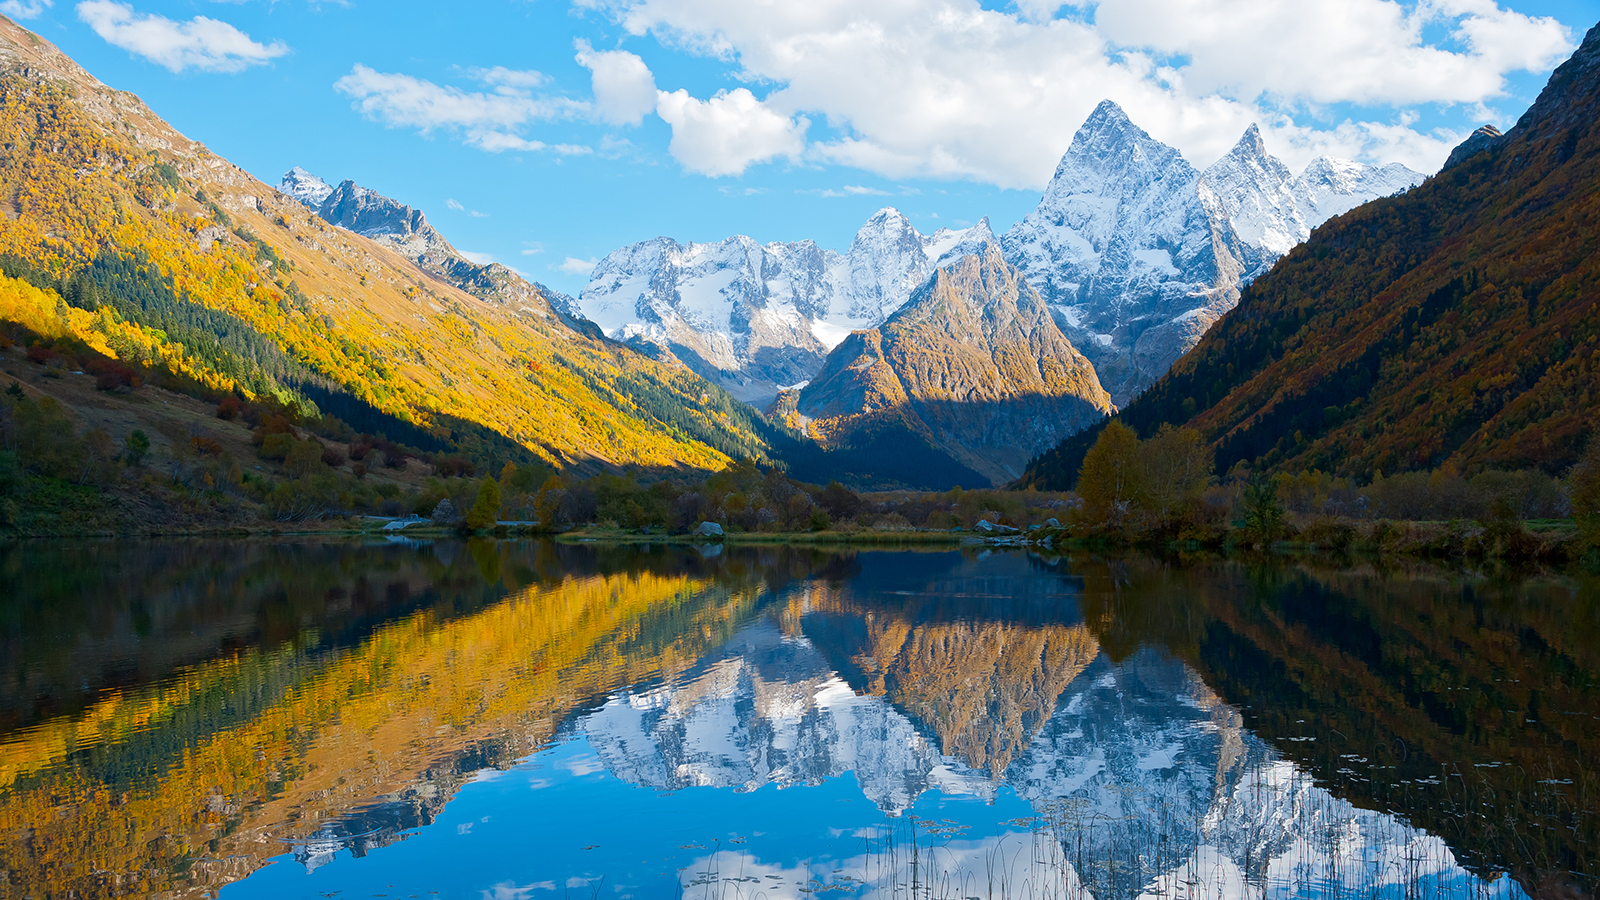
(0, 539), (1595, 899)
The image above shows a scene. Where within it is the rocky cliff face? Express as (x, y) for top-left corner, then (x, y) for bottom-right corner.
(798, 244), (1113, 484)
(576, 210), (995, 403)
(1001, 102), (1424, 405)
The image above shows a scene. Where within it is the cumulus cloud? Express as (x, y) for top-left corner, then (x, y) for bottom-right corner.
(335, 64), (591, 153)
(0, 0), (51, 20)
(77, 0), (288, 73)
(558, 256), (599, 275)
(655, 87), (807, 176)
(577, 0), (1575, 183)
(574, 40), (659, 126)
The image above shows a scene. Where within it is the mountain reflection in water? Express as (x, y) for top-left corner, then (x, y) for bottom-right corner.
(0, 540), (1593, 899)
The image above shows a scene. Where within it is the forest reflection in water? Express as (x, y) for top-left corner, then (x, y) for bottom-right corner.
(0, 538), (1594, 900)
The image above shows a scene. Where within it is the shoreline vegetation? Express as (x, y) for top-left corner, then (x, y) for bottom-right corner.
(3, 321), (1597, 567)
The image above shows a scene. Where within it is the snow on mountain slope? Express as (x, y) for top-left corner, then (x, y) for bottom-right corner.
(1002, 102), (1424, 405)
(280, 166), (334, 209)
(999, 101), (1240, 407)
(1294, 156), (1425, 225)
(581, 621), (980, 812)
(580, 622), (1500, 900)
(1199, 124), (1306, 267)
(576, 210), (995, 404)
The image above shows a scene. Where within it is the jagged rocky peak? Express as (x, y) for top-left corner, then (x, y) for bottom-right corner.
(276, 167), (581, 321)
(1001, 102), (1424, 405)
(1021, 99), (1203, 269)
(279, 167), (334, 209)
(1200, 124), (1304, 259)
(841, 206), (930, 322)
(317, 179), (434, 243)
(574, 207), (1000, 406)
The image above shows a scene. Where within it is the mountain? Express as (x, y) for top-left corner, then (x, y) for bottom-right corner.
(797, 245), (1112, 485)
(0, 16), (772, 473)
(281, 169), (590, 326)
(1001, 101), (1425, 405)
(581, 611), (1497, 900)
(1021, 22), (1600, 487)
(577, 209), (995, 404)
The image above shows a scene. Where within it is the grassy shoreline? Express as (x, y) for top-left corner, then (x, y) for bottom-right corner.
(6, 517), (1591, 571)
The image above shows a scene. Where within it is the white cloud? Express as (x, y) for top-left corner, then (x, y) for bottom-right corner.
(76, 0), (288, 73)
(574, 39), (659, 126)
(557, 256), (599, 276)
(0, 0), (51, 20)
(577, 0), (1576, 183)
(459, 250), (496, 265)
(819, 185), (890, 197)
(447, 199), (490, 217)
(335, 64), (589, 153)
(655, 87), (807, 176)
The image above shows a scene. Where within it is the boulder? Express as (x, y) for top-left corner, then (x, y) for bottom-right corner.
(693, 521), (725, 538)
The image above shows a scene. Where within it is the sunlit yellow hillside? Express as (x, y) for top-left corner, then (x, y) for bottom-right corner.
(0, 17), (767, 471)
(0, 563), (765, 898)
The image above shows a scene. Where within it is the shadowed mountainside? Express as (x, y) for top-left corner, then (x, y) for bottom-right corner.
(801, 246), (1112, 485)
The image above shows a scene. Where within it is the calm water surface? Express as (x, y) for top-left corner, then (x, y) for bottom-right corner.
(1, 539), (1595, 899)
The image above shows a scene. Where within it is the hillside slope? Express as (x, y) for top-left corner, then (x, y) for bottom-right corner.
(800, 245), (1111, 485)
(0, 16), (767, 474)
(1022, 21), (1600, 488)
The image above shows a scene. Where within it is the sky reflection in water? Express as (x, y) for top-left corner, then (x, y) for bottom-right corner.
(1, 540), (1590, 899)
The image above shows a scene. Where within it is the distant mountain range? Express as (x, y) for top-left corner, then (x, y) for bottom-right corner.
(1023, 20), (1600, 487)
(577, 209), (995, 403)
(578, 105), (1422, 411)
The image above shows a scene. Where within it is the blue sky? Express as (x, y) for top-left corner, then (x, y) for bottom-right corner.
(9, 0), (1600, 295)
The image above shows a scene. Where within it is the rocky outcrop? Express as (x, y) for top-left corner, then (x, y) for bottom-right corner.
(1441, 125), (1507, 171)
(799, 245), (1112, 484)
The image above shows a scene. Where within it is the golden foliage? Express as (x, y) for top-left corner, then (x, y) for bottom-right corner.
(0, 567), (759, 897)
(0, 29), (763, 473)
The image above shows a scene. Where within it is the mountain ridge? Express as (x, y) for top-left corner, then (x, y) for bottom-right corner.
(1021, 20), (1600, 487)
(0, 16), (773, 474)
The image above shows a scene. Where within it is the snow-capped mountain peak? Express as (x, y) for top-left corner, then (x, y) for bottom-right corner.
(278, 166), (334, 210)
(925, 217), (997, 268)
(574, 208), (1009, 404)
(1293, 156), (1424, 226)
(1199, 124), (1305, 261)
(1001, 105), (1424, 404)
